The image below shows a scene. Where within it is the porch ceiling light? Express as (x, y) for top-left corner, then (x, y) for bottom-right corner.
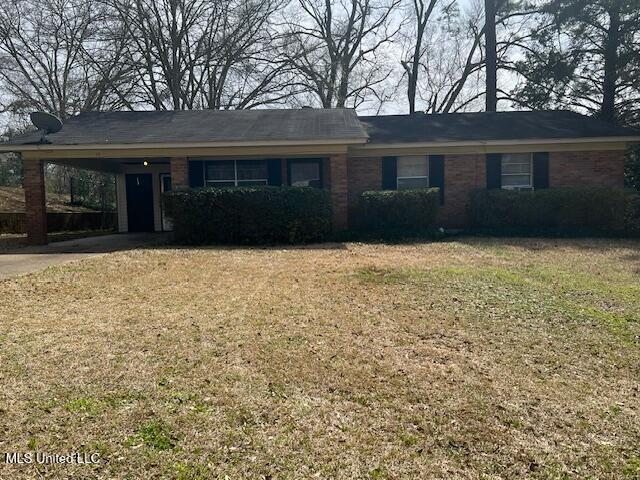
(143, 160), (149, 166)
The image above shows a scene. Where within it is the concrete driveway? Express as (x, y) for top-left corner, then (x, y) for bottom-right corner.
(0, 233), (169, 280)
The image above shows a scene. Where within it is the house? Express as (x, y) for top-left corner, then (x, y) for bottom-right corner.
(1, 108), (638, 244)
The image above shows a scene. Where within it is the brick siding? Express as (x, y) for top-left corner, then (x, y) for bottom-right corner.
(23, 159), (48, 244)
(328, 154), (349, 231)
(438, 154), (486, 228)
(343, 150), (624, 228)
(345, 154), (486, 228)
(347, 157), (382, 215)
(549, 150), (624, 188)
(170, 156), (188, 189)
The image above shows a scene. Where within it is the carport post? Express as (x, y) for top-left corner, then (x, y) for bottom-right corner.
(23, 157), (48, 245)
(328, 154), (349, 232)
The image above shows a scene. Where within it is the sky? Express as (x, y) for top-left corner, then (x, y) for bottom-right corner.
(0, 0), (509, 134)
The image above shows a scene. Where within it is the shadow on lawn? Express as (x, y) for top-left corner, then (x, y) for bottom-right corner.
(4, 230), (640, 256)
(0, 232), (170, 255)
(453, 234), (640, 252)
(14, 232), (350, 255)
(160, 240), (350, 251)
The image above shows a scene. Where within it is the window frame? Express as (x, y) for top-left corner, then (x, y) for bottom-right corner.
(501, 153), (533, 190)
(396, 155), (429, 190)
(287, 158), (324, 188)
(203, 159), (268, 187)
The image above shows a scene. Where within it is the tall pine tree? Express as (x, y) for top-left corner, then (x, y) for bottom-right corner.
(511, 0), (640, 126)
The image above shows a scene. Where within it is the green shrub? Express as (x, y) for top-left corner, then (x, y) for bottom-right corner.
(164, 186), (332, 245)
(625, 145), (640, 191)
(625, 193), (640, 236)
(354, 188), (440, 233)
(467, 187), (640, 236)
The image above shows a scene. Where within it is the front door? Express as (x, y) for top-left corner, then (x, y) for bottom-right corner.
(125, 173), (154, 232)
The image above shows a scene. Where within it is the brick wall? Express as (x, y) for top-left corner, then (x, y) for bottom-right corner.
(347, 157), (382, 209)
(439, 154), (486, 228)
(170, 156), (188, 189)
(23, 159), (48, 244)
(328, 154), (349, 231)
(343, 150), (625, 229)
(549, 150), (624, 188)
(344, 154), (485, 228)
(164, 150), (626, 232)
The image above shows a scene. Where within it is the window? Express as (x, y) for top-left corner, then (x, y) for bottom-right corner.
(288, 159), (322, 188)
(501, 153), (532, 189)
(397, 156), (428, 190)
(206, 161), (235, 187)
(237, 160), (268, 186)
(205, 160), (268, 187)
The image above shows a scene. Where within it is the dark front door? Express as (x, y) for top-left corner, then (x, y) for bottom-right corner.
(125, 173), (154, 232)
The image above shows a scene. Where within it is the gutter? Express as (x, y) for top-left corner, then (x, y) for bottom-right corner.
(0, 137), (369, 153)
(356, 136), (640, 149)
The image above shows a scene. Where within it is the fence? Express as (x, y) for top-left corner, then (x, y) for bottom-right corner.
(0, 212), (117, 234)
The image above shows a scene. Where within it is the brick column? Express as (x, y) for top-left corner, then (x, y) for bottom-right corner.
(23, 159), (48, 245)
(328, 154), (349, 231)
(170, 156), (188, 189)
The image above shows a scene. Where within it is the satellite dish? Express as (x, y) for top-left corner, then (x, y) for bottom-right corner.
(30, 112), (63, 134)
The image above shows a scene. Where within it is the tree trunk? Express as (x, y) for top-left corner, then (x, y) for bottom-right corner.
(600, 6), (620, 122)
(407, 20), (426, 114)
(484, 0), (497, 112)
(336, 60), (350, 108)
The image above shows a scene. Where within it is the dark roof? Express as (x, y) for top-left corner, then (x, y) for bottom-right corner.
(4, 109), (638, 148)
(359, 110), (639, 144)
(5, 108), (367, 146)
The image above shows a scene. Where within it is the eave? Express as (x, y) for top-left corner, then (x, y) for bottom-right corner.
(347, 136), (640, 157)
(1, 138), (368, 161)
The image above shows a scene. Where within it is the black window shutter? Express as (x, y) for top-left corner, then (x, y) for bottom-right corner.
(267, 158), (282, 186)
(486, 153), (502, 189)
(429, 155), (445, 204)
(382, 157), (397, 190)
(533, 152), (549, 189)
(188, 160), (204, 188)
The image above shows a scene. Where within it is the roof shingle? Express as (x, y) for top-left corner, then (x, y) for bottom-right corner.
(359, 110), (638, 144)
(5, 108), (368, 146)
(3, 108), (637, 148)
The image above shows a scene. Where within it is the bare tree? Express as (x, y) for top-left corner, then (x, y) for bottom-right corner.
(283, 0), (403, 110)
(398, 0), (486, 113)
(110, 0), (297, 110)
(0, 0), (133, 119)
(437, 9), (486, 112)
(400, 0), (440, 113)
(399, 0), (531, 114)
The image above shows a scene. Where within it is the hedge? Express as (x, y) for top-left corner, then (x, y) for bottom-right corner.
(354, 188), (440, 233)
(625, 193), (640, 236)
(163, 186), (332, 245)
(467, 187), (640, 236)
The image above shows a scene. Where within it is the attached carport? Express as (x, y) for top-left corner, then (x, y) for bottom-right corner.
(14, 153), (172, 245)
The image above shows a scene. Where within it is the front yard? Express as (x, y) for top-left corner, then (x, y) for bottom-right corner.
(0, 238), (639, 479)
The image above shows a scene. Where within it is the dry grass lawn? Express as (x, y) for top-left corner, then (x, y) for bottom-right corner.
(0, 237), (639, 479)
